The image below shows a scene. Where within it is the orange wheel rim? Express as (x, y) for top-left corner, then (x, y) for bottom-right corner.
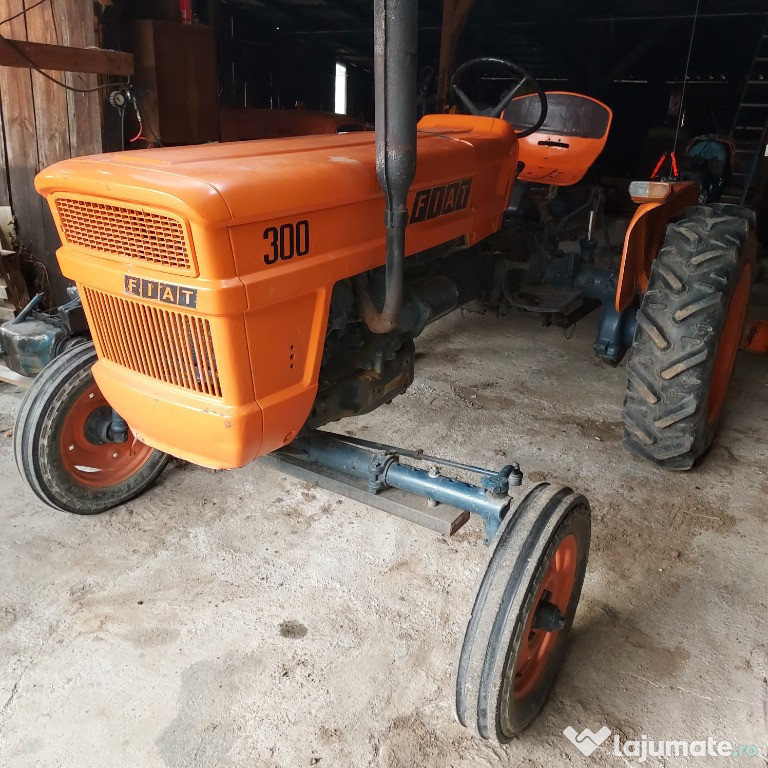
(707, 264), (751, 425)
(513, 534), (578, 700)
(59, 383), (153, 488)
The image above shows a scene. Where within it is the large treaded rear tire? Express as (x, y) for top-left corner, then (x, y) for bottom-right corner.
(15, 343), (170, 514)
(622, 204), (756, 470)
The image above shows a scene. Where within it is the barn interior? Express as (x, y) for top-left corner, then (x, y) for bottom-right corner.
(0, 2), (766, 766)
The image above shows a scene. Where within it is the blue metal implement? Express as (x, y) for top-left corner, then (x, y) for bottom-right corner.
(279, 430), (522, 540)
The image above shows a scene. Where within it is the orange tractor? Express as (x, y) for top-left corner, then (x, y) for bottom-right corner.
(7, 0), (757, 742)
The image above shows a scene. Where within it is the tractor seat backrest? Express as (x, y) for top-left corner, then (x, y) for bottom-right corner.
(503, 92), (612, 186)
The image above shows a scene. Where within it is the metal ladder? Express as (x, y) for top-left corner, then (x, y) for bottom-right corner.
(724, 15), (768, 206)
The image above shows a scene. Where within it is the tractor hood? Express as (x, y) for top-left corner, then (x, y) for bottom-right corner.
(35, 118), (513, 229)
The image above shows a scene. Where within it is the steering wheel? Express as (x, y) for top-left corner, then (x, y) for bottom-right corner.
(451, 57), (548, 138)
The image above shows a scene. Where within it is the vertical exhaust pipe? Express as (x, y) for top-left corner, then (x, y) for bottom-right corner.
(354, 0), (418, 333)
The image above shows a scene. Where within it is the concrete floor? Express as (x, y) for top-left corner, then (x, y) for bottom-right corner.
(0, 309), (766, 768)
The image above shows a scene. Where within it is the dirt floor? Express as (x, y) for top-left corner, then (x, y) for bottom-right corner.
(0, 309), (766, 768)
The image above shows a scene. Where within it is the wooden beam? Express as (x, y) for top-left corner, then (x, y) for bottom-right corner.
(59, 0), (103, 158)
(0, 0), (109, 305)
(0, 93), (10, 208)
(206, 0), (218, 28)
(0, 0), (46, 270)
(0, 37), (133, 75)
(0, 362), (34, 387)
(25, 0), (72, 306)
(601, 21), (676, 89)
(437, 0), (477, 110)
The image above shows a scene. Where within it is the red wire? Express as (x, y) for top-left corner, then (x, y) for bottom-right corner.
(650, 153), (666, 179)
(670, 151), (679, 178)
(129, 119), (144, 143)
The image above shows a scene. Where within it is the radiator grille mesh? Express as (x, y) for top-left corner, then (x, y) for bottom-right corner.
(82, 287), (221, 398)
(56, 198), (192, 271)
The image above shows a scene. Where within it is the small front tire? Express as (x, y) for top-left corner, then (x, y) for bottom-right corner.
(14, 343), (170, 514)
(455, 483), (590, 741)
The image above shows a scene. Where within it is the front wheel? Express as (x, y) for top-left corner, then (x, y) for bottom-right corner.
(455, 483), (590, 741)
(14, 343), (170, 514)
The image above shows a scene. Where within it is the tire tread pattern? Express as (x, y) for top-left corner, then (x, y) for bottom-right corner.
(622, 204), (755, 469)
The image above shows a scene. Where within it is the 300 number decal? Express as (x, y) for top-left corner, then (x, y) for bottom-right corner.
(263, 220), (310, 265)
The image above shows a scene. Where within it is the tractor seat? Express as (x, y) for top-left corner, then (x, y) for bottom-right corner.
(503, 92), (612, 186)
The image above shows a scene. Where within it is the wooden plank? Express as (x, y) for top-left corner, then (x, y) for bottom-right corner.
(206, 0), (218, 28)
(261, 453), (470, 537)
(25, 0), (73, 305)
(122, 21), (158, 145)
(26, 1), (71, 168)
(0, 206), (16, 249)
(0, 362), (34, 387)
(59, 0), (102, 157)
(0, 37), (133, 75)
(124, 20), (219, 145)
(0, 94), (10, 208)
(0, 1), (111, 306)
(0, 248), (28, 308)
(153, 22), (218, 144)
(0, 0), (46, 264)
(603, 22), (675, 88)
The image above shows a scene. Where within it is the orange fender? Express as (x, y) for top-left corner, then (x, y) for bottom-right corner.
(615, 180), (700, 312)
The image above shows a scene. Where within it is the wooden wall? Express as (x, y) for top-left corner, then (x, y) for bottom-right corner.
(0, 0), (103, 306)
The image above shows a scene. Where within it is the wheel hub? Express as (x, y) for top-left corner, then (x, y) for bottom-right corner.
(513, 533), (578, 700)
(82, 405), (114, 445)
(531, 594), (566, 631)
(59, 383), (153, 488)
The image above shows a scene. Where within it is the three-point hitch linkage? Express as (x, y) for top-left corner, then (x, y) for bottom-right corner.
(265, 430), (524, 539)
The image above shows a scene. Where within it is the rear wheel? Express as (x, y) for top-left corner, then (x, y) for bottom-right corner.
(623, 204), (756, 469)
(455, 483), (590, 741)
(15, 343), (170, 513)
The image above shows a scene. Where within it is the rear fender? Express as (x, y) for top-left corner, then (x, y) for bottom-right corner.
(615, 181), (700, 312)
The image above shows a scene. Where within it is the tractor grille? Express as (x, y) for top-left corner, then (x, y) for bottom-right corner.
(55, 198), (193, 271)
(82, 287), (221, 397)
